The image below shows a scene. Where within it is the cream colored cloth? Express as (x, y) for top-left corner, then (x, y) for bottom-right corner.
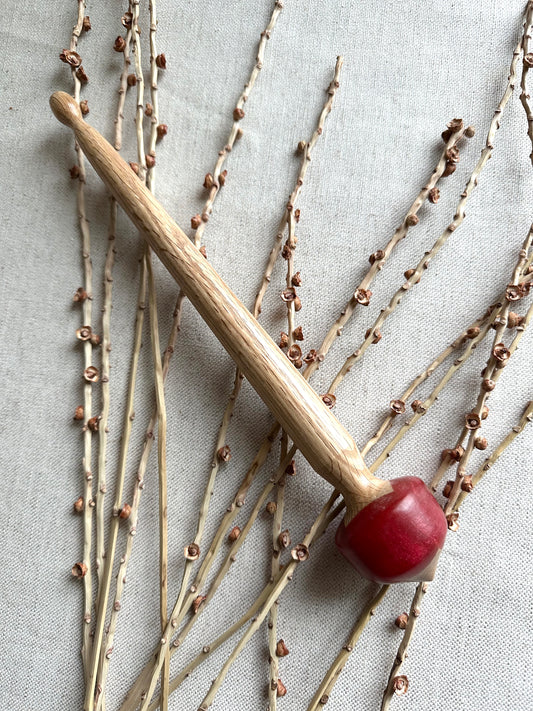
(1, 1), (532, 709)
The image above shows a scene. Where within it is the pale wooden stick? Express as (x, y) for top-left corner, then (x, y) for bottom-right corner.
(519, 2), (533, 165)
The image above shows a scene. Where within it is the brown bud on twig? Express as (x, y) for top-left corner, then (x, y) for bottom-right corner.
(219, 169), (227, 186)
(90, 333), (101, 347)
(293, 296), (302, 312)
(70, 165), (80, 180)
(291, 543), (309, 561)
(507, 312), (523, 328)
(466, 326), (480, 339)
(446, 146), (460, 164)
(428, 187), (440, 204)
(145, 154), (156, 169)
(129, 162), (139, 175)
(199, 246), (207, 259)
(411, 399), (425, 414)
(73, 496), (84, 514)
(296, 140), (307, 153)
(145, 103), (153, 117)
(447, 118), (464, 133)
(492, 342), (511, 364)
(76, 67), (88, 88)
(461, 476), (474, 493)
(73, 287), (88, 303)
(281, 243), (292, 260)
(87, 416), (99, 432)
(465, 412), (481, 430)
(394, 612), (409, 629)
(184, 543), (200, 561)
(365, 328), (382, 344)
(279, 332), (289, 349)
(156, 124), (168, 141)
(450, 446), (464, 462)
(192, 595), (207, 614)
(506, 284), (524, 302)
(285, 460), (296, 476)
(114, 36), (126, 52)
(72, 562), (88, 578)
(191, 214), (202, 229)
(441, 128), (453, 143)
(442, 480), (454, 498)
(278, 529), (291, 549)
(122, 11), (133, 28)
(281, 288), (299, 309)
(403, 269), (420, 284)
(393, 676), (409, 696)
(303, 349), (317, 364)
(217, 445), (231, 462)
(465, 125), (476, 138)
(482, 378), (496, 392)
(354, 288), (372, 305)
(155, 53), (166, 69)
(524, 53), (533, 67)
(83, 366), (99, 383)
(441, 449), (453, 462)
(276, 679), (287, 698)
(73, 405), (84, 421)
(228, 526), (241, 542)
(321, 393), (336, 409)
(82, 15), (91, 31)
(119, 503), (132, 520)
(76, 325), (92, 341)
(293, 326), (304, 341)
(442, 162), (456, 177)
(127, 73), (137, 87)
(266, 501), (277, 515)
(481, 405), (489, 420)
(80, 100), (89, 115)
(390, 399), (406, 415)
(203, 173), (214, 190)
(276, 639), (289, 657)
(369, 250), (385, 265)
(287, 344), (302, 363)
(446, 512), (459, 532)
(291, 272), (302, 287)
(60, 49), (82, 67)
(474, 436), (488, 451)
(406, 214), (419, 227)
(233, 107), (245, 121)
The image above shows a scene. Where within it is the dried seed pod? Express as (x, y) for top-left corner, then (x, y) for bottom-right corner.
(69, 165), (80, 180)
(461, 475), (474, 493)
(72, 562), (88, 578)
(79, 99), (89, 115)
(447, 117), (464, 133)
(354, 288), (372, 306)
(191, 214), (201, 229)
(394, 612), (409, 629)
(285, 460), (296, 476)
(389, 399), (406, 415)
(276, 639), (289, 657)
(507, 312), (523, 328)
(446, 512), (459, 531)
(76, 325), (92, 341)
(287, 344), (302, 362)
(442, 481), (454, 498)
(291, 271), (302, 287)
(474, 436), (488, 450)
(73, 496), (84, 514)
(192, 595), (207, 614)
(122, 11), (133, 28)
(465, 412), (481, 430)
(233, 107), (245, 121)
(217, 445), (231, 462)
(87, 416), (99, 432)
(393, 675), (409, 696)
(60, 49), (82, 67)
(73, 287), (88, 303)
(145, 154), (156, 169)
(119, 503), (132, 520)
(228, 526), (241, 542)
(303, 349), (317, 364)
(266, 501), (277, 515)
(466, 326), (480, 339)
(506, 284), (524, 302)
(365, 328), (382, 344)
(90, 333), (101, 347)
(442, 162), (456, 177)
(321, 393), (336, 409)
(129, 162), (139, 175)
(446, 146), (460, 164)
(155, 53), (166, 69)
(428, 187), (440, 204)
(82, 15), (92, 31)
(406, 214), (419, 227)
(114, 36), (126, 52)
(73, 405), (84, 421)
(369, 250), (385, 265)
(482, 378), (496, 392)
(493, 342), (511, 363)
(83, 366), (99, 383)
(127, 73), (137, 87)
(276, 679), (287, 698)
(278, 529), (291, 549)
(184, 543), (200, 561)
(291, 543), (309, 561)
(292, 326), (304, 341)
(524, 52), (533, 67)
(156, 124), (168, 140)
(411, 399), (425, 413)
(481, 405), (489, 420)
(145, 102), (153, 117)
(279, 332), (289, 349)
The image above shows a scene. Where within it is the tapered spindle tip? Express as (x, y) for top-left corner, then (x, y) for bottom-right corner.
(50, 91), (82, 127)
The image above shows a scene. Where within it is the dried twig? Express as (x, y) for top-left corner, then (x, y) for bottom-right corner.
(519, 2), (533, 164)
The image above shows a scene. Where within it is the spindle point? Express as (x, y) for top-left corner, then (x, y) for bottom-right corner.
(50, 91), (82, 127)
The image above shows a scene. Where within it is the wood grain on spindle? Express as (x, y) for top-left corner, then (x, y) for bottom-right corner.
(50, 91), (390, 519)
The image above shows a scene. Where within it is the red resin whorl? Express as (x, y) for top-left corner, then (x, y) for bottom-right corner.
(335, 477), (447, 583)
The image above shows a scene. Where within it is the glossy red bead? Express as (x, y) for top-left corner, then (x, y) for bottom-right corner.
(335, 476), (447, 583)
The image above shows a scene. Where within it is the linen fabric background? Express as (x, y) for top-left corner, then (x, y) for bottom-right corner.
(1, 1), (532, 709)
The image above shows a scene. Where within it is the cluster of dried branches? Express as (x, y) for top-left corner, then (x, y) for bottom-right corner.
(60, 2), (532, 710)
